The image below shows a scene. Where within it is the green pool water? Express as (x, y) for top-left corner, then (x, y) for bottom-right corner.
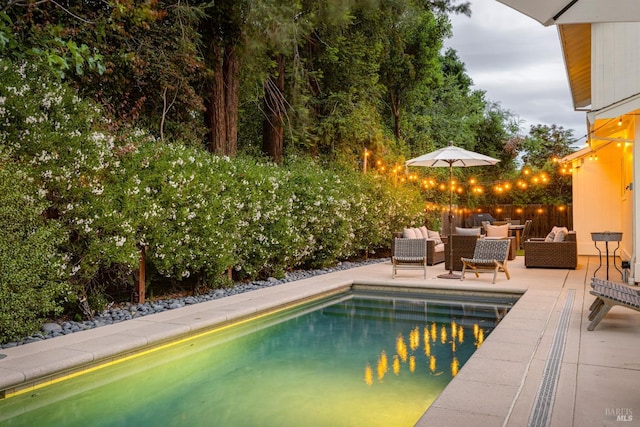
(0, 289), (517, 427)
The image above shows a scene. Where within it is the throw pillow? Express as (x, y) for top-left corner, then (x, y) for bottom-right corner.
(486, 224), (509, 238)
(554, 230), (567, 242)
(427, 228), (442, 244)
(552, 226), (569, 237)
(547, 226), (569, 242)
(418, 226), (430, 239)
(403, 228), (417, 239)
(455, 227), (481, 236)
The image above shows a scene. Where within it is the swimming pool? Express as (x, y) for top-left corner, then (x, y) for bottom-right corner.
(0, 288), (519, 426)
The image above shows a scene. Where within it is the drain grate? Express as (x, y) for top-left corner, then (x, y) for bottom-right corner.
(527, 289), (575, 427)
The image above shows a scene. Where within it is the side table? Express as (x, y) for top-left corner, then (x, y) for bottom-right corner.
(591, 231), (623, 280)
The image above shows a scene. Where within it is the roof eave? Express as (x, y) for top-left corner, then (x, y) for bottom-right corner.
(558, 23), (592, 110)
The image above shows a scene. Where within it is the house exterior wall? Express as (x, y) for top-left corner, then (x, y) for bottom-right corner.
(633, 120), (640, 282)
(571, 144), (626, 257)
(587, 22), (638, 282)
(592, 22), (640, 110)
(621, 138), (634, 266)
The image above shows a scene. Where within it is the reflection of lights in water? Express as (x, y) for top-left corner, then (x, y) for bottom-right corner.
(410, 327), (420, 351)
(451, 357), (460, 377)
(364, 364), (373, 385)
(364, 321), (495, 386)
(396, 334), (408, 363)
(476, 329), (484, 347)
(429, 355), (437, 373)
(377, 351), (388, 381)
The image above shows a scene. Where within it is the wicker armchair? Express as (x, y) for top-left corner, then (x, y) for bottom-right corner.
(392, 232), (445, 265)
(392, 238), (427, 278)
(524, 231), (577, 269)
(443, 234), (480, 271)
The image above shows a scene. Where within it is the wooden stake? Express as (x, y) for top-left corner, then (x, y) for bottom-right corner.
(137, 247), (146, 304)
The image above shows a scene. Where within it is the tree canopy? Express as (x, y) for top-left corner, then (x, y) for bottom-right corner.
(1, 0), (575, 202)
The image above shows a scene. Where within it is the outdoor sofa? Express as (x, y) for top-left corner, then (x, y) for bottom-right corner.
(524, 230), (577, 269)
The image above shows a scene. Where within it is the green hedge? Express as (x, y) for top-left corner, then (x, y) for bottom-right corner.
(0, 156), (71, 342)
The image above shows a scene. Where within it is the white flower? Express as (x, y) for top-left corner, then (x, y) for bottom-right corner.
(91, 185), (104, 195)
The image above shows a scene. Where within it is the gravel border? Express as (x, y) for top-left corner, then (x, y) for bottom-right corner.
(1, 258), (388, 349)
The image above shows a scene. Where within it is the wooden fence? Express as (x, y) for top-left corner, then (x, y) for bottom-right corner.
(450, 204), (573, 239)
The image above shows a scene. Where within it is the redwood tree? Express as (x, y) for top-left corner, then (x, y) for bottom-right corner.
(201, 1), (245, 156)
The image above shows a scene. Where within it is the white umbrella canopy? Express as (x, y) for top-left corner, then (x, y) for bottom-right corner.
(405, 144), (500, 168)
(497, 0), (640, 26)
(406, 142), (499, 279)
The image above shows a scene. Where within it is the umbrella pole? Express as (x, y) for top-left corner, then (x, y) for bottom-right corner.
(438, 162), (460, 279)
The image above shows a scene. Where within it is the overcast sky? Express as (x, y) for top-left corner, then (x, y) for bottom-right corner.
(444, 0), (588, 145)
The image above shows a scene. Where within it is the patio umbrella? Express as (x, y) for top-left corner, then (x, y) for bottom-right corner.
(406, 141), (499, 279)
(497, 0), (640, 26)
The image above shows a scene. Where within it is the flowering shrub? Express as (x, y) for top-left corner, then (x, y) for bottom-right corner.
(0, 58), (146, 311)
(114, 143), (242, 284)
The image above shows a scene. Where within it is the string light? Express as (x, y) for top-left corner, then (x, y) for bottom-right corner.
(367, 154), (571, 197)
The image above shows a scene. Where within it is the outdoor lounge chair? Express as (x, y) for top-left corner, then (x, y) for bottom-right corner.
(392, 238), (427, 278)
(587, 277), (640, 330)
(484, 224), (517, 260)
(460, 238), (511, 284)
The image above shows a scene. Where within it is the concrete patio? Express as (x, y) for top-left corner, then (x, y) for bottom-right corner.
(1, 254), (639, 426)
